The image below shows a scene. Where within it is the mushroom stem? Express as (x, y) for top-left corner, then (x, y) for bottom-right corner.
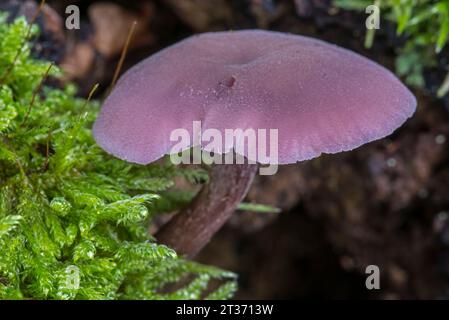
(156, 163), (258, 258)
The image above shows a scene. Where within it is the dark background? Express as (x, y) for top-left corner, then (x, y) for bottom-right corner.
(3, 0), (449, 299)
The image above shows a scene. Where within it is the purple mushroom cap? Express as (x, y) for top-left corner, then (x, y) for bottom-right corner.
(93, 30), (417, 165)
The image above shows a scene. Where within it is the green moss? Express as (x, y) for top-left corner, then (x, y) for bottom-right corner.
(0, 15), (235, 300)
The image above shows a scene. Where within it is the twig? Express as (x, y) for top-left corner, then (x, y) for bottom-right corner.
(20, 62), (53, 127)
(41, 130), (52, 172)
(107, 21), (137, 96)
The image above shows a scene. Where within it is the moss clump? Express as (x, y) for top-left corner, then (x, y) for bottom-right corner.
(0, 15), (236, 300)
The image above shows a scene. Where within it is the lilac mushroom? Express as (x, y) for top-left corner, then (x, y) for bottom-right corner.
(93, 30), (416, 257)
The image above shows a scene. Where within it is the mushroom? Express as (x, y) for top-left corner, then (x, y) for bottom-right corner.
(93, 30), (416, 258)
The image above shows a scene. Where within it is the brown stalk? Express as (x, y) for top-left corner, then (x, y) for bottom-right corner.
(156, 162), (258, 258)
(41, 83), (98, 172)
(80, 83), (100, 114)
(41, 130), (52, 172)
(20, 62), (53, 127)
